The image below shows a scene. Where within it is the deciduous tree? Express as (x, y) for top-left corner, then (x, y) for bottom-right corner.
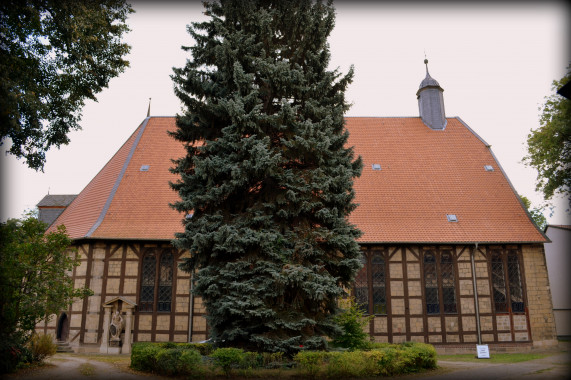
(171, 0), (362, 353)
(0, 213), (92, 373)
(523, 64), (571, 209)
(0, 0), (133, 170)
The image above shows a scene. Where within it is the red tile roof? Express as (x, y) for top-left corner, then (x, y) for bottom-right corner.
(48, 116), (546, 244)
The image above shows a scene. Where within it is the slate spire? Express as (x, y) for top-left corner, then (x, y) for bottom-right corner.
(417, 59), (446, 130)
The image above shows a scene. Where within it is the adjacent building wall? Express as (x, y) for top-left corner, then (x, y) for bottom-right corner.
(544, 227), (571, 338)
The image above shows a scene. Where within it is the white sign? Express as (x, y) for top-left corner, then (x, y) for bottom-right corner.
(476, 344), (490, 359)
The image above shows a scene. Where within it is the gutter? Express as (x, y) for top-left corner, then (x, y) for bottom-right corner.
(471, 243), (482, 345)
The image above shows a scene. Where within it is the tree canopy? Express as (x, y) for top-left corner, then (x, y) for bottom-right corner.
(0, 213), (92, 372)
(171, 0), (362, 354)
(0, 0), (133, 170)
(519, 195), (547, 230)
(523, 64), (571, 209)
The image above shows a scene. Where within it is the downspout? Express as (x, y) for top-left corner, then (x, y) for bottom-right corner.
(471, 243), (482, 344)
(188, 272), (194, 342)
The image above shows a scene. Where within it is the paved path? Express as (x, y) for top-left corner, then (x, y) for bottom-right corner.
(5, 349), (571, 379)
(4, 354), (165, 380)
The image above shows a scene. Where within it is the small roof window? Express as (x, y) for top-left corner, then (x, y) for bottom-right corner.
(140, 165), (150, 171)
(446, 214), (458, 222)
(484, 165), (494, 172)
(372, 164), (381, 171)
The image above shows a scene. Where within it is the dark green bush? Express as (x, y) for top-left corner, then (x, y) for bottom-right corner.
(192, 342), (214, 356)
(156, 348), (182, 375)
(179, 349), (203, 373)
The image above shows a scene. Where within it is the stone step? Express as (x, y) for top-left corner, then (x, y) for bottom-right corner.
(55, 341), (74, 353)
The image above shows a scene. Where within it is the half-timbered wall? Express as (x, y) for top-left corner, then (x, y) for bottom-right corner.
(351, 244), (557, 351)
(36, 241), (556, 353)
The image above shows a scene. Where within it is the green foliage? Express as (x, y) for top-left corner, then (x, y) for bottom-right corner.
(191, 342), (214, 356)
(130, 342), (161, 372)
(210, 347), (245, 376)
(293, 351), (332, 377)
(27, 334), (57, 362)
(0, 213), (92, 374)
(171, 0), (362, 355)
(523, 63), (571, 208)
(519, 195), (548, 230)
(331, 297), (374, 350)
(294, 342), (436, 378)
(130, 343), (202, 376)
(0, 0), (133, 170)
(156, 348), (183, 376)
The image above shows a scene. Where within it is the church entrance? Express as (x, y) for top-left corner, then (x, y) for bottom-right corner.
(56, 313), (69, 341)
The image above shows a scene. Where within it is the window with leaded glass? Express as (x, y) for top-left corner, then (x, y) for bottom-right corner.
(371, 253), (386, 315)
(441, 251), (457, 313)
(507, 251), (524, 313)
(140, 254), (156, 312)
(158, 252), (173, 312)
(424, 252), (439, 314)
(491, 251), (508, 313)
(354, 254), (369, 313)
(139, 249), (175, 312)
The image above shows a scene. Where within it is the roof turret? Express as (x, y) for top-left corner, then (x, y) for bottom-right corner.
(419, 59), (441, 89)
(416, 59), (446, 130)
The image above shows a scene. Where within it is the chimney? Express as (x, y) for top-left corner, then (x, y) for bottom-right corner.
(416, 59), (447, 130)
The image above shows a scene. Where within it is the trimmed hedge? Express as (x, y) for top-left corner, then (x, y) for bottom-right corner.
(131, 341), (436, 378)
(294, 342), (437, 377)
(130, 342), (205, 375)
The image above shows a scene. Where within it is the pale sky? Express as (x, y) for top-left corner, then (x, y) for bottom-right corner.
(1, 1), (570, 225)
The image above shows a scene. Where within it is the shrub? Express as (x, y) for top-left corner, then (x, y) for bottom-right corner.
(192, 342), (214, 356)
(179, 349), (203, 374)
(210, 347), (245, 376)
(326, 351), (368, 378)
(130, 342), (161, 372)
(28, 334), (57, 362)
(331, 298), (374, 350)
(156, 348), (182, 376)
(293, 351), (331, 377)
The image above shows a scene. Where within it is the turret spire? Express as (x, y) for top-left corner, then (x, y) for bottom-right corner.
(147, 98), (151, 118)
(416, 59), (446, 130)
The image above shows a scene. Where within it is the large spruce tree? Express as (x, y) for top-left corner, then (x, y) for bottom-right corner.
(170, 0), (362, 353)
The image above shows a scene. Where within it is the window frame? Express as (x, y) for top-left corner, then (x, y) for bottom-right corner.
(490, 248), (526, 314)
(353, 248), (388, 316)
(421, 248), (458, 315)
(139, 248), (175, 313)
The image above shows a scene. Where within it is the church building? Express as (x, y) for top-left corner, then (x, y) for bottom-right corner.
(37, 63), (557, 354)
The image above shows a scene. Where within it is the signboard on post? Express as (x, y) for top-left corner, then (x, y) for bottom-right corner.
(476, 344), (490, 359)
